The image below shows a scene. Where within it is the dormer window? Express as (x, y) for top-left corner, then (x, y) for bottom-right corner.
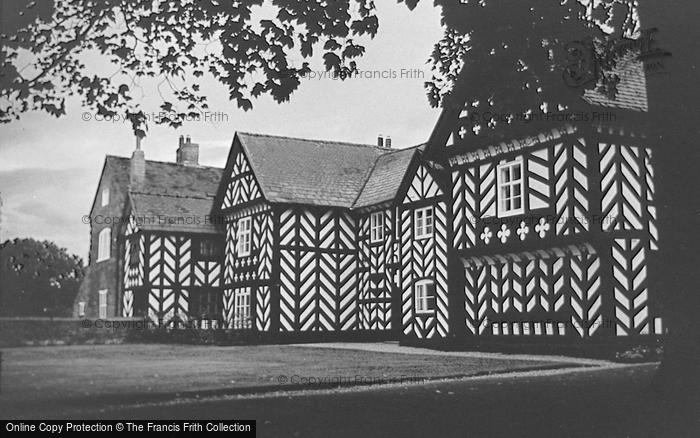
(497, 159), (525, 217)
(101, 187), (110, 206)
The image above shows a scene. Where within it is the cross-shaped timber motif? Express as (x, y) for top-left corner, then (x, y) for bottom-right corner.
(535, 218), (550, 238)
(458, 126), (467, 138)
(516, 221), (529, 240)
(480, 227), (493, 244)
(497, 224), (511, 243)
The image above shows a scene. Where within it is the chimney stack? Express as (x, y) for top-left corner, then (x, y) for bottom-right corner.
(130, 135), (146, 188)
(377, 134), (384, 147)
(176, 134), (199, 167)
(385, 136), (392, 148)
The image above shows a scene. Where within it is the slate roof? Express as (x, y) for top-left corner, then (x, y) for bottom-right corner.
(352, 145), (423, 209)
(102, 156), (223, 234)
(104, 156), (222, 198)
(582, 50), (649, 111)
(236, 132), (419, 209)
(129, 192), (220, 234)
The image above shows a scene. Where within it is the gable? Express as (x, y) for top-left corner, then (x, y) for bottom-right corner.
(237, 132), (387, 208)
(88, 156), (130, 216)
(352, 145), (422, 210)
(218, 140), (264, 212)
(425, 52), (650, 162)
(402, 164), (444, 204)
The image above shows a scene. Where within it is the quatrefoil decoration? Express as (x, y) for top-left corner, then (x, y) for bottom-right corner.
(516, 221), (529, 241)
(458, 126), (468, 139)
(497, 224), (511, 243)
(535, 218), (550, 238)
(480, 227), (493, 244)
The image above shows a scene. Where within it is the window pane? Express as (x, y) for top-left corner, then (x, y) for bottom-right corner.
(513, 165), (521, 180)
(514, 184), (521, 197)
(101, 188), (109, 206)
(514, 197), (521, 209)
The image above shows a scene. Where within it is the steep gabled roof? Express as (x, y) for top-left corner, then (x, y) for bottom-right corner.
(236, 132), (396, 208)
(582, 50), (648, 111)
(104, 156), (222, 198)
(424, 48), (650, 159)
(95, 155), (223, 234)
(352, 144), (424, 209)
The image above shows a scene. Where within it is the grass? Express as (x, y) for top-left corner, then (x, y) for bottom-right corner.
(0, 343), (578, 417)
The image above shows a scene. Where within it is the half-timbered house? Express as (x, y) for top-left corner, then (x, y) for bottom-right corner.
(75, 136), (224, 323)
(397, 55), (663, 345)
(213, 133), (421, 337)
(78, 48), (663, 348)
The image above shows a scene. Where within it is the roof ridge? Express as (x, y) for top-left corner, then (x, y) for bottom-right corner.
(378, 142), (426, 156)
(350, 153), (383, 209)
(129, 190), (215, 199)
(237, 131), (393, 152)
(106, 154), (223, 170)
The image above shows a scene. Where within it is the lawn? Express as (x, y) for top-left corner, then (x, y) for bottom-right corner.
(0, 343), (578, 418)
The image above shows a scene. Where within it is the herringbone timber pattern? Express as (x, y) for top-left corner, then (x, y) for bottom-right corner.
(612, 238), (655, 335)
(554, 139), (589, 235)
(255, 285), (271, 331)
(569, 247), (602, 337)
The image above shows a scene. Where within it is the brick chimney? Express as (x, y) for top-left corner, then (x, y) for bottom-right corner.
(130, 135), (145, 188)
(176, 134), (199, 166)
(377, 134), (384, 147)
(385, 136), (392, 148)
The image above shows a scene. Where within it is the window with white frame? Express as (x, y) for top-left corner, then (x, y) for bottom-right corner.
(236, 217), (252, 256)
(234, 288), (251, 329)
(497, 159), (525, 217)
(98, 290), (108, 318)
(370, 211), (384, 243)
(97, 228), (111, 261)
(414, 206), (434, 239)
(414, 279), (435, 314)
(101, 187), (110, 206)
(78, 301), (86, 317)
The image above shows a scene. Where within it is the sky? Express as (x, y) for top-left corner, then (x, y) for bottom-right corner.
(0, 2), (444, 260)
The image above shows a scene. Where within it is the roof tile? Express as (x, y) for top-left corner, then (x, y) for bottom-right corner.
(237, 132), (412, 209)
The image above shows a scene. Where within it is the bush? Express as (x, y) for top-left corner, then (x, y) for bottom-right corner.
(614, 343), (664, 363)
(125, 326), (266, 345)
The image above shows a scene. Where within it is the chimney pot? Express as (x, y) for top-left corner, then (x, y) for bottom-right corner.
(130, 136), (146, 188)
(176, 135), (199, 167)
(386, 136), (392, 148)
(377, 135), (384, 147)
